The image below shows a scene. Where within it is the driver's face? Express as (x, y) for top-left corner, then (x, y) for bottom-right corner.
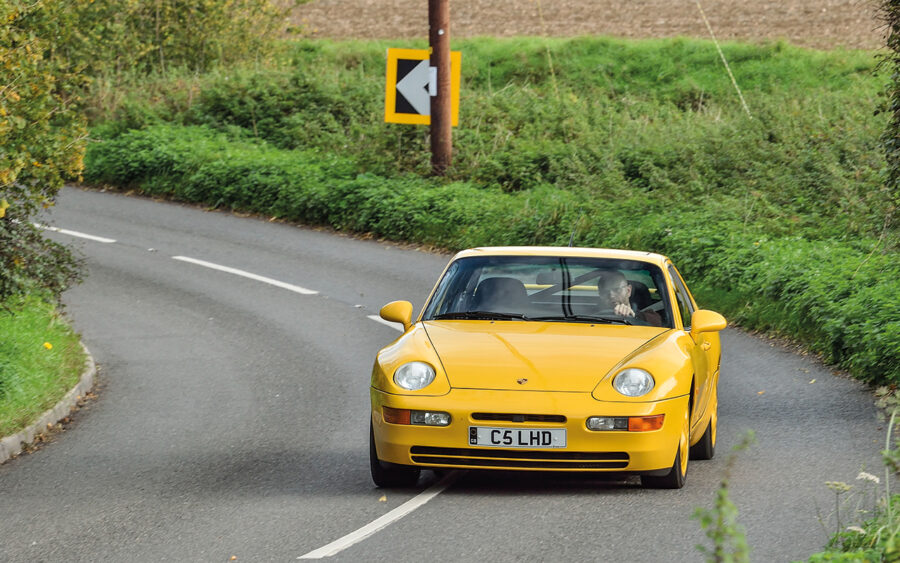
(599, 279), (631, 307)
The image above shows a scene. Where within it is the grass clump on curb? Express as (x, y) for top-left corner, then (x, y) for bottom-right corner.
(0, 295), (86, 438)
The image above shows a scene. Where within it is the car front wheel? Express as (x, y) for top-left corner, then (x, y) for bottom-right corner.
(369, 421), (421, 488)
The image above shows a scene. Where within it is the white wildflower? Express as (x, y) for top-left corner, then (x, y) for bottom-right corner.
(856, 471), (881, 484)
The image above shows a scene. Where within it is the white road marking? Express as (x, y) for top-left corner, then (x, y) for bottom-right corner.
(33, 223), (117, 243)
(366, 315), (404, 332)
(36, 223), (394, 321)
(297, 472), (459, 559)
(30, 223), (399, 324)
(172, 256), (318, 295)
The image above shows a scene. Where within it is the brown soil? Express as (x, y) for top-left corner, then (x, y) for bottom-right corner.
(292, 0), (884, 50)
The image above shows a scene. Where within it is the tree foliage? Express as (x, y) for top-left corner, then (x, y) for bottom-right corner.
(1, 1), (88, 215)
(61, 0), (297, 75)
(1, 0), (87, 299)
(1, 0), (294, 299)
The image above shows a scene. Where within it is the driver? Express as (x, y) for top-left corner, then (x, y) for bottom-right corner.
(596, 270), (662, 326)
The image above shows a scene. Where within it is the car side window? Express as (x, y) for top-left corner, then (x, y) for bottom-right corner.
(667, 265), (694, 330)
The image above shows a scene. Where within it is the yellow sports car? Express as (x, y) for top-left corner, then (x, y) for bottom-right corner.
(370, 247), (725, 489)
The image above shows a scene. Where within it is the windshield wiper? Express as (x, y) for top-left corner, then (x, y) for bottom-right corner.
(432, 311), (530, 321)
(529, 314), (633, 325)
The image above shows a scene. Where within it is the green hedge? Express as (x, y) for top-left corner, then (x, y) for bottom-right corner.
(85, 125), (900, 384)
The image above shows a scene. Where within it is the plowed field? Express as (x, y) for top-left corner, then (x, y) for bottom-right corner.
(292, 0), (882, 50)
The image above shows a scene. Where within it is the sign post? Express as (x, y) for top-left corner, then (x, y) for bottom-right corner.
(384, 0), (459, 176)
(429, 0), (452, 175)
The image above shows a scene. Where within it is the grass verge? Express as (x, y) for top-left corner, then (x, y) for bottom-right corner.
(0, 295), (86, 438)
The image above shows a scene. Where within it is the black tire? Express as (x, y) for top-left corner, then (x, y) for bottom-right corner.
(369, 422), (421, 488)
(641, 446), (686, 489)
(689, 417), (716, 461)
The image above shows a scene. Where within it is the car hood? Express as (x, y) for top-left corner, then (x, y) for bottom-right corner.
(422, 320), (668, 392)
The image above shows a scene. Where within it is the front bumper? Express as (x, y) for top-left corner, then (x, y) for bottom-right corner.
(371, 388), (689, 473)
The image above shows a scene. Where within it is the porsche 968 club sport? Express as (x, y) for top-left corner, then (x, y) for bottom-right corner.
(369, 247), (726, 489)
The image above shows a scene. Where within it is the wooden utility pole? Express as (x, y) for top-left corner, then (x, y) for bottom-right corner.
(428, 0), (451, 175)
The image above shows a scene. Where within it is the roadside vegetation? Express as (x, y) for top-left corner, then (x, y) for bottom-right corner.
(805, 6), (900, 556)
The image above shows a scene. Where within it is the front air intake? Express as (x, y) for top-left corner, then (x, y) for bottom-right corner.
(471, 413), (567, 423)
(409, 446), (629, 469)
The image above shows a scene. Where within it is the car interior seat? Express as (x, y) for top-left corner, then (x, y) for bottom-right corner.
(471, 277), (529, 311)
(628, 280), (653, 311)
(535, 270), (560, 285)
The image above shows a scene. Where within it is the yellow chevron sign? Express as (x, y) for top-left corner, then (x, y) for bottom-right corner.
(385, 48), (461, 125)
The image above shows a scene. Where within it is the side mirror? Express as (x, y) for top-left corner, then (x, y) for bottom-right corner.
(690, 309), (726, 337)
(380, 300), (414, 332)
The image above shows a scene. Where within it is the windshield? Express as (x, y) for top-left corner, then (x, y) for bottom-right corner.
(422, 255), (673, 328)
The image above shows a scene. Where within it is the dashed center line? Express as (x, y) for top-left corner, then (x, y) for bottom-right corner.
(33, 223), (117, 243)
(40, 223), (401, 331)
(172, 256), (319, 295)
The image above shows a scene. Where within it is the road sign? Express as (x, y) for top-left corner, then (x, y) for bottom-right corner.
(385, 48), (461, 126)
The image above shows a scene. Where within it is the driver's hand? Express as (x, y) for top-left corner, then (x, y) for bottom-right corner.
(614, 303), (635, 317)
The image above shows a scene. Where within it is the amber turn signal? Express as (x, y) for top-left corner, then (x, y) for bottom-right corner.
(628, 415), (665, 432)
(383, 406), (411, 425)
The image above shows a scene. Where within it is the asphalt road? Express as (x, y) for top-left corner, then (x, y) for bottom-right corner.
(0, 186), (885, 562)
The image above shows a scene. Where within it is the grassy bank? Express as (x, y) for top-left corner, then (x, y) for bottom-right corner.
(83, 36), (899, 385)
(0, 295), (86, 437)
(91, 36), (890, 241)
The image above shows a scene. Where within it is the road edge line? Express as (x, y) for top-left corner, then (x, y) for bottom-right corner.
(0, 343), (96, 465)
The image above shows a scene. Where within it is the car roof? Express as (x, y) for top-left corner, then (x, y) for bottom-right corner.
(451, 246), (670, 267)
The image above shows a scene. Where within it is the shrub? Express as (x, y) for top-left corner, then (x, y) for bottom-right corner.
(1, 0), (87, 300)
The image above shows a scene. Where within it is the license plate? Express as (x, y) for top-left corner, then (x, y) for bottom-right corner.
(469, 426), (566, 448)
